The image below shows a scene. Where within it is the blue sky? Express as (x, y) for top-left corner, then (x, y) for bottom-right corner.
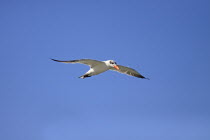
(0, 0), (210, 139)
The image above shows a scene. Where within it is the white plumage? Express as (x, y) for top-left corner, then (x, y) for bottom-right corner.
(51, 58), (148, 79)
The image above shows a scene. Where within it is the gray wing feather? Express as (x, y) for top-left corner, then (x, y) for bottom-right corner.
(51, 59), (103, 68)
(110, 65), (148, 79)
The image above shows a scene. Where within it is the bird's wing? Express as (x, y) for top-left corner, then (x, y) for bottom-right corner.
(51, 59), (103, 68)
(110, 65), (149, 79)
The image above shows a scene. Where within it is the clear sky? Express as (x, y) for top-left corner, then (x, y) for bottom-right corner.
(0, 0), (210, 139)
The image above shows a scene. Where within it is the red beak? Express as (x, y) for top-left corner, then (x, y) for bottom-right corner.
(114, 65), (120, 70)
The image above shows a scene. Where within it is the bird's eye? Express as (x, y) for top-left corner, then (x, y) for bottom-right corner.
(110, 61), (114, 64)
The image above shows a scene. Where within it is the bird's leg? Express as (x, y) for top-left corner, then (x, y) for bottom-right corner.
(79, 74), (91, 79)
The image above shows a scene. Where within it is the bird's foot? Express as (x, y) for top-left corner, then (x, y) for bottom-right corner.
(79, 74), (91, 79)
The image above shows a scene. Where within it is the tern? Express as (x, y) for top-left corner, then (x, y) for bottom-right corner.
(51, 58), (149, 79)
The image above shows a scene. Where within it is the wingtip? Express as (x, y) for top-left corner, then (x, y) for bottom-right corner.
(138, 75), (150, 80)
(51, 58), (59, 62)
(136, 75), (149, 80)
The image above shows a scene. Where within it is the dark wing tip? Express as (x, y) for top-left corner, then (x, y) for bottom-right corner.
(50, 58), (79, 63)
(136, 74), (150, 80)
(51, 58), (60, 62)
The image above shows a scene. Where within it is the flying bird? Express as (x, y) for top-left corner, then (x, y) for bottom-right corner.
(51, 58), (149, 79)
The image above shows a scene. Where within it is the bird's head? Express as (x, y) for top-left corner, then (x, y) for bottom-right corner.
(106, 60), (120, 70)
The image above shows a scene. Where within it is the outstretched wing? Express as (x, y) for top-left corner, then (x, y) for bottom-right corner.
(110, 65), (149, 79)
(51, 59), (103, 68)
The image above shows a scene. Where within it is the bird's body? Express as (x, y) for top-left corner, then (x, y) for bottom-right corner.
(51, 58), (149, 79)
(89, 62), (109, 75)
(80, 61), (110, 78)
